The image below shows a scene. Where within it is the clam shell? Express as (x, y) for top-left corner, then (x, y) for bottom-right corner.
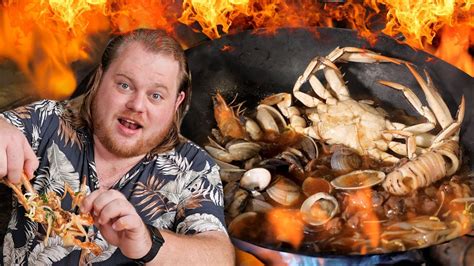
(223, 181), (240, 209)
(205, 145), (233, 163)
(300, 192), (339, 226)
(245, 198), (274, 213)
(302, 177), (332, 197)
(266, 177), (301, 206)
(228, 211), (258, 236)
(256, 104), (287, 134)
(331, 170), (386, 190)
(227, 189), (250, 218)
(220, 168), (246, 183)
(330, 146), (362, 173)
(226, 140), (261, 161)
(240, 168), (271, 191)
(245, 117), (263, 141)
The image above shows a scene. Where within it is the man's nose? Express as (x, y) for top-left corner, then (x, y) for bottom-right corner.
(126, 92), (146, 112)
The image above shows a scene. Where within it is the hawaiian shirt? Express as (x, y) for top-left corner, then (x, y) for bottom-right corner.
(1, 100), (226, 265)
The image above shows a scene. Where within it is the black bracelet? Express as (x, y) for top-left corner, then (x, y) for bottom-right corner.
(134, 224), (165, 264)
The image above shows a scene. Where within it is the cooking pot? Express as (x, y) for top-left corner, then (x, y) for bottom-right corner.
(181, 27), (474, 265)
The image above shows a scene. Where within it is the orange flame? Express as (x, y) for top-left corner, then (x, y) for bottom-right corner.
(179, 0), (473, 75)
(267, 208), (305, 249)
(0, 0), (109, 99)
(346, 189), (381, 252)
(0, 0), (472, 100)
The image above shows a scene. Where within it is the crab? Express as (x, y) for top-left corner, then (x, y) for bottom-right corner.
(265, 47), (464, 166)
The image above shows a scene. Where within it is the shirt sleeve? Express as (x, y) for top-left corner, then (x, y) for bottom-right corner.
(174, 143), (227, 235)
(0, 100), (61, 154)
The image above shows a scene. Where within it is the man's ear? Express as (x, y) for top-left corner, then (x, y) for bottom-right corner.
(175, 91), (186, 111)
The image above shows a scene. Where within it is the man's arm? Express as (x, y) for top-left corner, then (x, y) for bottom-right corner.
(149, 230), (234, 265)
(81, 189), (235, 265)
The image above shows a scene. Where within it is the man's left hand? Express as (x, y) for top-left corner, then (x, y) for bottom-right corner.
(80, 189), (151, 259)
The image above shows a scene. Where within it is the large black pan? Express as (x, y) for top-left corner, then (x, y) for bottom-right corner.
(181, 27), (473, 264)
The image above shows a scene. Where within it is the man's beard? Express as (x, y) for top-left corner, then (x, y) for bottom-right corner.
(91, 100), (172, 157)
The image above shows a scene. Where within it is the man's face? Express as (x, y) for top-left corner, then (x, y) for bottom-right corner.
(91, 42), (185, 157)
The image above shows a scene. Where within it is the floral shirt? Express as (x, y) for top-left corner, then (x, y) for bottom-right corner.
(1, 100), (226, 265)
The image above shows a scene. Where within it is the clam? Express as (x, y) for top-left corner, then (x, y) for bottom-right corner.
(266, 177), (301, 206)
(294, 135), (319, 161)
(225, 139), (261, 161)
(245, 117), (263, 141)
(256, 104), (287, 137)
(205, 145), (234, 163)
(244, 155), (262, 170)
(330, 146), (362, 173)
(228, 211), (258, 236)
(220, 168), (246, 183)
(240, 168), (272, 191)
(223, 181), (240, 209)
(227, 188), (250, 218)
(302, 177), (332, 197)
(331, 170), (386, 190)
(245, 198), (274, 213)
(300, 192), (339, 226)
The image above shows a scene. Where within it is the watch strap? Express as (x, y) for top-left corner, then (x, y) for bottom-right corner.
(134, 224), (165, 264)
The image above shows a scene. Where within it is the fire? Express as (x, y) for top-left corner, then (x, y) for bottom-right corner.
(0, 0), (109, 99)
(0, 1), (472, 99)
(267, 208), (305, 249)
(0, 0), (178, 99)
(179, 0), (473, 75)
(346, 189), (381, 252)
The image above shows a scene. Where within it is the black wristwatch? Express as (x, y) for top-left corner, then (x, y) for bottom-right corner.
(134, 224), (165, 264)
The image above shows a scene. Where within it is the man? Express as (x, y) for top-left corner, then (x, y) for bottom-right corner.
(0, 29), (235, 265)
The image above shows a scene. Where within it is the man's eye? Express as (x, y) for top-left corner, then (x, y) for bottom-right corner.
(119, 83), (129, 90)
(151, 93), (162, 100)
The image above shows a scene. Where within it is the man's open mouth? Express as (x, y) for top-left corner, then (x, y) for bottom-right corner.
(118, 118), (143, 130)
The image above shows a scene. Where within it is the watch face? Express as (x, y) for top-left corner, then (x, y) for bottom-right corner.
(150, 225), (164, 244)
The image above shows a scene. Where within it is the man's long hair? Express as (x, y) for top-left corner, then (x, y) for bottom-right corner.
(72, 29), (192, 154)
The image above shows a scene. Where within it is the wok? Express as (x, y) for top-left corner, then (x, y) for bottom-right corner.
(181, 27), (474, 264)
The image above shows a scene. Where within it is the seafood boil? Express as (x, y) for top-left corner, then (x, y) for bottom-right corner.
(206, 47), (473, 254)
(1, 174), (102, 256)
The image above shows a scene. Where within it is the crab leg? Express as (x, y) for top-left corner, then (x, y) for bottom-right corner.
(433, 96), (465, 145)
(327, 47), (403, 65)
(386, 130), (417, 159)
(1, 173), (35, 211)
(367, 148), (399, 164)
(379, 80), (437, 133)
(321, 58), (350, 101)
(406, 64), (453, 129)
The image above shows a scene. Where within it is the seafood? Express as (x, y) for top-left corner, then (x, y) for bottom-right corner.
(212, 91), (246, 139)
(1, 174), (102, 255)
(291, 47), (463, 165)
(205, 47), (472, 255)
(300, 192), (339, 226)
(383, 140), (461, 195)
(266, 177), (301, 206)
(331, 170), (386, 190)
(240, 168), (271, 191)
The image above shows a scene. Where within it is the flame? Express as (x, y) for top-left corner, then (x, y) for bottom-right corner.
(267, 208), (305, 249)
(0, 0), (179, 99)
(0, 0), (109, 99)
(179, 0), (473, 75)
(346, 189), (381, 252)
(0, 1), (472, 99)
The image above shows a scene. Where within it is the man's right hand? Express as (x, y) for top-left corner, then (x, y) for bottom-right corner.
(0, 118), (38, 184)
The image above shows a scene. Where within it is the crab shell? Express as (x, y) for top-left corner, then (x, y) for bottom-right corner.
(300, 192), (339, 226)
